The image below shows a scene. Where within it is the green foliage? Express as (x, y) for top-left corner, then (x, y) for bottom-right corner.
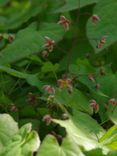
(37, 135), (84, 156)
(87, 0), (117, 52)
(54, 0), (98, 12)
(0, 114), (40, 156)
(0, 0), (117, 155)
(0, 23), (64, 64)
(0, 114), (18, 151)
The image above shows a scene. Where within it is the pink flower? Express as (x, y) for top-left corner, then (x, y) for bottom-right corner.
(27, 92), (37, 105)
(91, 15), (100, 24)
(8, 34), (15, 43)
(96, 36), (108, 49)
(58, 16), (70, 31)
(109, 98), (117, 106)
(43, 85), (55, 94)
(44, 36), (55, 52)
(90, 99), (99, 113)
(41, 50), (49, 58)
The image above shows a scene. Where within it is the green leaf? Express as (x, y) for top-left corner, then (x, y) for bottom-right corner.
(0, 22), (64, 65)
(0, 0), (47, 30)
(100, 125), (117, 142)
(54, 0), (98, 13)
(84, 149), (105, 156)
(37, 135), (84, 156)
(108, 151), (117, 156)
(87, 0), (117, 53)
(108, 107), (117, 125)
(1, 123), (40, 156)
(41, 62), (59, 73)
(99, 125), (117, 150)
(69, 60), (117, 121)
(55, 88), (92, 114)
(0, 114), (18, 151)
(0, 65), (43, 89)
(84, 148), (117, 156)
(0, 74), (15, 93)
(52, 111), (105, 151)
(19, 119), (39, 131)
(69, 59), (97, 92)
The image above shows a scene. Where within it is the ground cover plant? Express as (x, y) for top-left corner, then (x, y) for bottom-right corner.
(0, 0), (117, 155)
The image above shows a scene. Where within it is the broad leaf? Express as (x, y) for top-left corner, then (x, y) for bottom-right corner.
(0, 114), (18, 151)
(85, 149), (117, 156)
(87, 0), (117, 53)
(100, 125), (117, 150)
(0, 65), (43, 89)
(1, 124), (40, 156)
(54, 0), (98, 13)
(0, 22), (64, 64)
(108, 107), (117, 125)
(55, 88), (92, 114)
(37, 135), (84, 156)
(52, 111), (105, 151)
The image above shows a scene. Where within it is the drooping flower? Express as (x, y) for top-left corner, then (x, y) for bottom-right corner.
(44, 36), (55, 52)
(27, 92), (37, 105)
(58, 15), (70, 31)
(62, 113), (69, 120)
(42, 114), (52, 125)
(43, 85), (55, 94)
(10, 103), (18, 112)
(96, 36), (108, 49)
(90, 99), (99, 113)
(95, 83), (100, 90)
(8, 34), (15, 43)
(47, 95), (55, 104)
(109, 98), (117, 106)
(91, 15), (100, 24)
(88, 74), (95, 82)
(41, 50), (49, 58)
